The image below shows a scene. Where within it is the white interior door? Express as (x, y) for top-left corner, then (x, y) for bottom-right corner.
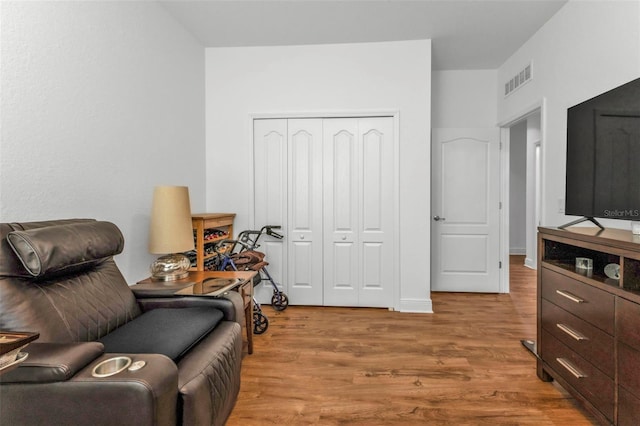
(323, 117), (394, 306)
(431, 128), (501, 292)
(253, 119), (288, 303)
(287, 119), (323, 305)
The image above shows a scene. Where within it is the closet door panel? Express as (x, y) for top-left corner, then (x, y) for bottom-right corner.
(331, 241), (356, 290)
(359, 117), (394, 307)
(362, 128), (383, 229)
(288, 119), (323, 305)
(362, 242), (384, 288)
(323, 119), (359, 306)
(333, 135), (356, 231)
(253, 119), (288, 303)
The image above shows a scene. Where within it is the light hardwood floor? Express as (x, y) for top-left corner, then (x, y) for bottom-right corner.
(227, 256), (597, 425)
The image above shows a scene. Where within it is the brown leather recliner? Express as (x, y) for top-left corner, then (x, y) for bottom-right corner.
(0, 219), (243, 426)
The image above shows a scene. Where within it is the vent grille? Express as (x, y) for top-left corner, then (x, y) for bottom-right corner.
(504, 62), (532, 97)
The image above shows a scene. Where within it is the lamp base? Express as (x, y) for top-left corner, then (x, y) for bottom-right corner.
(150, 253), (191, 281)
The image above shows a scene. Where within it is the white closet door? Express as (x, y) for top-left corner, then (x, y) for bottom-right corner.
(323, 119), (360, 306)
(323, 117), (394, 307)
(287, 119), (324, 305)
(253, 119), (288, 303)
(254, 116), (396, 308)
(358, 118), (394, 307)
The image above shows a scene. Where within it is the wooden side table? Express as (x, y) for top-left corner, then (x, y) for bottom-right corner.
(132, 271), (255, 354)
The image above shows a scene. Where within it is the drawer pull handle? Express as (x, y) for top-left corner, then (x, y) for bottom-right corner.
(556, 357), (587, 379)
(556, 323), (588, 341)
(556, 290), (585, 304)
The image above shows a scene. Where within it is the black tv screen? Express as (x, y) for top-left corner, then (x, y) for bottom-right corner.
(565, 77), (640, 222)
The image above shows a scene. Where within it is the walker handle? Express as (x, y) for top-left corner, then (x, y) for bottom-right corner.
(265, 225), (284, 239)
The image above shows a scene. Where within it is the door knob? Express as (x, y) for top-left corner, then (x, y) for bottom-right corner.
(433, 216), (446, 221)
(341, 235), (347, 240)
(300, 235), (305, 240)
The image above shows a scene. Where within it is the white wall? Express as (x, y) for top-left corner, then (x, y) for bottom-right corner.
(525, 113), (541, 269)
(205, 40), (432, 312)
(0, 1), (206, 282)
(498, 0), (640, 229)
(509, 120), (527, 254)
(432, 70), (497, 128)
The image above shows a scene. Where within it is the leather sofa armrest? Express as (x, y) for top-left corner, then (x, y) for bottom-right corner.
(217, 290), (245, 325)
(136, 296), (239, 323)
(2, 353), (178, 426)
(0, 342), (104, 383)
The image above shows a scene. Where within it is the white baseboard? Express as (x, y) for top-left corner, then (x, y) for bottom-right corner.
(510, 248), (526, 255)
(524, 257), (536, 270)
(399, 298), (433, 313)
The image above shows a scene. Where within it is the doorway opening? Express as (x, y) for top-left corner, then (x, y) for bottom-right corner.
(500, 104), (544, 278)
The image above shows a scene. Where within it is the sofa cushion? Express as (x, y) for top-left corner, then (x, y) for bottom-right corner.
(98, 307), (224, 361)
(6, 221), (124, 278)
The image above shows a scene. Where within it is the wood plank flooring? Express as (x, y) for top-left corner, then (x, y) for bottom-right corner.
(227, 256), (597, 425)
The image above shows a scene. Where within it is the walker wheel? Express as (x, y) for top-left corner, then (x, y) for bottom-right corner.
(253, 312), (269, 334)
(271, 293), (289, 311)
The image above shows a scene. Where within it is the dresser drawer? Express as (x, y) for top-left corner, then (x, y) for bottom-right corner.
(618, 341), (640, 399)
(619, 386), (640, 426)
(541, 267), (615, 334)
(541, 299), (614, 378)
(616, 296), (640, 351)
(540, 329), (614, 421)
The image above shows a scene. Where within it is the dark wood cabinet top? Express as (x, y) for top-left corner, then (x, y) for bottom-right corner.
(539, 226), (640, 252)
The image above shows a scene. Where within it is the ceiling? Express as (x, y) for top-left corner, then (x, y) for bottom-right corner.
(159, 0), (568, 70)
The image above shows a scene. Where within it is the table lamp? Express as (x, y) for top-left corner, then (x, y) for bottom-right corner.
(148, 186), (194, 281)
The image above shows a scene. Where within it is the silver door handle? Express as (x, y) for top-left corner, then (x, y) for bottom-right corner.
(433, 216), (446, 221)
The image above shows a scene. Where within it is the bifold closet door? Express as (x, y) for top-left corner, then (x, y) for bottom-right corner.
(254, 116), (395, 307)
(253, 118), (324, 305)
(323, 117), (394, 307)
(287, 119), (323, 305)
(253, 119), (288, 303)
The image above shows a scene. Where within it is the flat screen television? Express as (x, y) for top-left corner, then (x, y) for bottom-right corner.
(563, 77), (640, 229)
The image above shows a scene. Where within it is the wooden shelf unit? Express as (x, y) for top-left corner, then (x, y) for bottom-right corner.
(537, 227), (640, 425)
(190, 213), (235, 271)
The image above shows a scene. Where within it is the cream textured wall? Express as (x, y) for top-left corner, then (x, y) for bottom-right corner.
(0, 1), (206, 282)
(497, 0), (640, 229)
(205, 40), (432, 312)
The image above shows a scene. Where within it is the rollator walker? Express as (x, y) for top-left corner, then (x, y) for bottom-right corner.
(213, 225), (288, 334)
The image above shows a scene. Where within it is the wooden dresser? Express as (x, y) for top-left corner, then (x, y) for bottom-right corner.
(537, 227), (640, 425)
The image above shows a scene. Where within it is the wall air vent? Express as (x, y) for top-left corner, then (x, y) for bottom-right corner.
(504, 62), (532, 97)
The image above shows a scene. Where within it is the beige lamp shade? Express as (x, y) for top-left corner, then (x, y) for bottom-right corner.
(148, 186), (195, 254)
